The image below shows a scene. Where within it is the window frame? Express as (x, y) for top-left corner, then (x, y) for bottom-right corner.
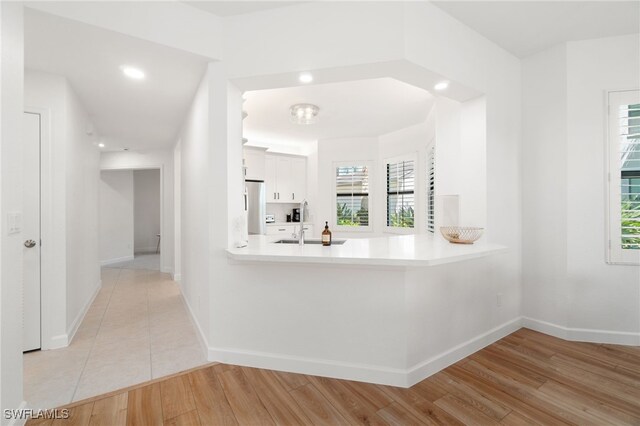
(606, 89), (640, 265)
(384, 153), (417, 234)
(426, 140), (436, 234)
(332, 161), (374, 233)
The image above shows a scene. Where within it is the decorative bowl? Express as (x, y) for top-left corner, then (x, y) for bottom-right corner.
(440, 226), (484, 244)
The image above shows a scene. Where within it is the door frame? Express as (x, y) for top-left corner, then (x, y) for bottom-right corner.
(24, 106), (55, 350)
(100, 165), (165, 272)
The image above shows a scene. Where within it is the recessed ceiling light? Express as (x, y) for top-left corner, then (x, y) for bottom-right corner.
(120, 65), (145, 80)
(98, 143), (105, 148)
(434, 81), (449, 91)
(299, 72), (313, 84)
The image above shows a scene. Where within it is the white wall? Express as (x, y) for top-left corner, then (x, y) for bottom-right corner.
(522, 44), (569, 329)
(133, 169), (160, 253)
(99, 170), (134, 264)
(24, 69), (101, 349)
(460, 96), (487, 228)
(176, 67), (212, 348)
(64, 80), (101, 333)
(522, 34), (640, 343)
(1, 2), (25, 419)
(100, 150), (174, 274)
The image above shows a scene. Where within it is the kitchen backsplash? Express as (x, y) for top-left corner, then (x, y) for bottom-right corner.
(266, 202), (312, 223)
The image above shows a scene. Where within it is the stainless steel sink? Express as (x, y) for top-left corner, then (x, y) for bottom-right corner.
(273, 239), (347, 245)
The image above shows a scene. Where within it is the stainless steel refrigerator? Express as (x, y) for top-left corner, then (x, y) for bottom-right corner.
(245, 180), (266, 235)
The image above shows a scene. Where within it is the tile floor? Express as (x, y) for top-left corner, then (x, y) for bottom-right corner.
(24, 264), (207, 409)
(108, 253), (161, 271)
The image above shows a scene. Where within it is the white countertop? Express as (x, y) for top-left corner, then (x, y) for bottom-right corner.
(227, 234), (507, 267)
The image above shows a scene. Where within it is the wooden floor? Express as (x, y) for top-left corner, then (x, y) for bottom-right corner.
(28, 328), (640, 425)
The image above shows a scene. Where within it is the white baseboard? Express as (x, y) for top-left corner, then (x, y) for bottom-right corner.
(7, 400), (28, 426)
(522, 317), (640, 346)
(209, 346), (409, 387)
(101, 255), (134, 266)
(47, 334), (69, 350)
(66, 280), (102, 345)
(173, 273), (182, 282)
(208, 317), (523, 388)
(135, 247), (158, 254)
(179, 289), (209, 359)
(406, 317), (523, 386)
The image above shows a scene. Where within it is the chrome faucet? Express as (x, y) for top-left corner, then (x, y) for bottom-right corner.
(299, 199), (308, 246)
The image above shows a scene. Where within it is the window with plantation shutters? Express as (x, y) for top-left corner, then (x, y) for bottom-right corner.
(427, 143), (435, 233)
(608, 90), (640, 264)
(386, 156), (415, 229)
(335, 164), (370, 229)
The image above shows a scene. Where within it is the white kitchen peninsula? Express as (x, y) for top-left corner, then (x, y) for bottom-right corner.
(220, 234), (513, 388)
(228, 234), (506, 267)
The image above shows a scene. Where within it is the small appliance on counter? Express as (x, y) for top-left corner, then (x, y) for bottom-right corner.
(292, 208), (301, 222)
(265, 214), (275, 223)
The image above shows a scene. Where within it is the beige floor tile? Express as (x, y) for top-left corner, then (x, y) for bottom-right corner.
(73, 355), (151, 401)
(25, 258), (207, 408)
(151, 345), (208, 379)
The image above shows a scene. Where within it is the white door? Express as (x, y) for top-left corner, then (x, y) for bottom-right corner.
(23, 112), (41, 352)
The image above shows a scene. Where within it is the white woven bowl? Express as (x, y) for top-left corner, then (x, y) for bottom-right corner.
(440, 226), (484, 244)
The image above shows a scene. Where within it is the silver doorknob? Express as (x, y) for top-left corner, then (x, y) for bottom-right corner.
(24, 240), (36, 248)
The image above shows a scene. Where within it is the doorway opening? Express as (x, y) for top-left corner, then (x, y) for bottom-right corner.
(99, 168), (162, 271)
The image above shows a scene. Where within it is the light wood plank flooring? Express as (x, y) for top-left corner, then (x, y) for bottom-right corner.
(27, 328), (640, 425)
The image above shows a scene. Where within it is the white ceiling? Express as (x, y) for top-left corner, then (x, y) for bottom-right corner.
(183, 1), (304, 17)
(432, 1), (640, 58)
(243, 77), (434, 151)
(24, 8), (210, 151)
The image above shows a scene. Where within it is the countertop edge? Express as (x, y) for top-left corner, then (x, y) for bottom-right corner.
(226, 245), (509, 267)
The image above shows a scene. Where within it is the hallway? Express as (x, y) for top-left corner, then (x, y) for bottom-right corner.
(24, 266), (207, 409)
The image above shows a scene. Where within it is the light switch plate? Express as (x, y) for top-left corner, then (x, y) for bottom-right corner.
(7, 212), (21, 234)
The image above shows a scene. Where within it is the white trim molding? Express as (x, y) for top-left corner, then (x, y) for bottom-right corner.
(100, 255), (134, 266)
(522, 317), (640, 346)
(67, 280), (102, 344)
(178, 287), (209, 359)
(406, 317), (522, 386)
(204, 317), (639, 388)
(209, 317), (522, 388)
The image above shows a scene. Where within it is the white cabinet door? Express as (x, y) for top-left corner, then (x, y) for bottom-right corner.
(265, 155), (278, 202)
(244, 148), (266, 181)
(291, 157), (306, 202)
(276, 157), (293, 202)
(265, 154), (307, 203)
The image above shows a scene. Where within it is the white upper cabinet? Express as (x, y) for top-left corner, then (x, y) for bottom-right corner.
(291, 157), (306, 202)
(243, 147), (267, 181)
(264, 154), (307, 203)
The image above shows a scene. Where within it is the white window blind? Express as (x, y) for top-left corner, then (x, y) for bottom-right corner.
(386, 159), (415, 228)
(427, 144), (435, 233)
(608, 90), (640, 264)
(335, 165), (369, 227)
